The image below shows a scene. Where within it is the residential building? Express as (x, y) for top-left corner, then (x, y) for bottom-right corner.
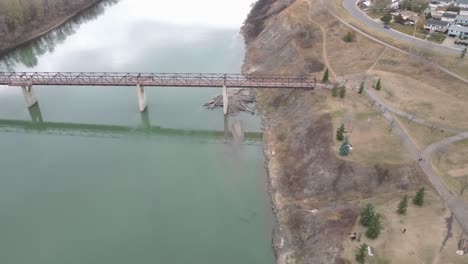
(455, 0), (468, 8)
(425, 19), (450, 31)
(430, 0), (455, 7)
(448, 24), (468, 38)
(455, 14), (468, 25)
(442, 12), (458, 22)
(391, 10), (419, 24)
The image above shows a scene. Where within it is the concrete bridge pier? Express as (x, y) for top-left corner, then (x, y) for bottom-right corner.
(223, 85), (229, 115)
(28, 103), (44, 123)
(21, 85), (38, 108)
(136, 84), (147, 112)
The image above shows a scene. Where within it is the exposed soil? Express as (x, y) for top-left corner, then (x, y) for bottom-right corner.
(241, 0), (428, 263)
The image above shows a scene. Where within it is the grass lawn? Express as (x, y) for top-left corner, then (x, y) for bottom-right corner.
(427, 33), (446, 43)
(366, 10), (387, 19)
(389, 22), (416, 36)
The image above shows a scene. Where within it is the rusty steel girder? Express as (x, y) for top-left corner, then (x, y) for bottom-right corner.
(0, 72), (316, 89)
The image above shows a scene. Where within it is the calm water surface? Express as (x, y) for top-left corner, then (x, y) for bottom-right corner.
(0, 0), (275, 263)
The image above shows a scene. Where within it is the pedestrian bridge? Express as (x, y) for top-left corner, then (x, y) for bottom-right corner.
(0, 72), (317, 114)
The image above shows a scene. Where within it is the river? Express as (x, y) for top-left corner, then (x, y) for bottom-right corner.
(0, 0), (275, 263)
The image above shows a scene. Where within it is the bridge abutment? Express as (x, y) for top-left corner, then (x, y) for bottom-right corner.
(136, 84), (147, 112)
(223, 85), (228, 115)
(21, 85), (38, 108)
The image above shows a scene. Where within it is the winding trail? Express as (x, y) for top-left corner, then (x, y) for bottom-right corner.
(365, 89), (468, 235)
(302, 0), (468, 235)
(303, 0), (337, 80)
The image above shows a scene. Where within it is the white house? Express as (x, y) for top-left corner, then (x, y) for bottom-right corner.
(448, 24), (468, 38)
(425, 19), (450, 32)
(391, 0), (400, 9)
(455, 14), (468, 25)
(430, 0), (455, 7)
(455, 0), (468, 8)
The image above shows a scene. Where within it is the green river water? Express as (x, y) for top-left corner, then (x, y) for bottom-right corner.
(0, 0), (275, 263)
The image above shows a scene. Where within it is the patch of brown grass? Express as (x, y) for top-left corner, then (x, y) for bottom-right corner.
(395, 116), (453, 151)
(432, 140), (468, 202)
(318, 89), (412, 165)
(367, 69), (468, 130)
(341, 190), (466, 264)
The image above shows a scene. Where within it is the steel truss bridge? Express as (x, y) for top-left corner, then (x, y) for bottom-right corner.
(0, 72), (317, 89)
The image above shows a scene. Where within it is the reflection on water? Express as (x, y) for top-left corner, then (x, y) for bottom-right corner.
(0, 0), (274, 263)
(0, 0), (120, 70)
(0, 114), (262, 145)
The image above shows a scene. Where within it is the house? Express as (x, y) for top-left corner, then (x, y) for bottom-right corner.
(430, 0), (455, 7)
(425, 19), (450, 31)
(448, 24), (468, 38)
(455, 14), (468, 25)
(391, 10), (420, 24)
(390, 0), (400, 9)
(455, 0), (468, 8)
(441, 11), (459, 22)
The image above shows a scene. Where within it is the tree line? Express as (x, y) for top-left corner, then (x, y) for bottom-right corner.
(0, 0), (99, 35)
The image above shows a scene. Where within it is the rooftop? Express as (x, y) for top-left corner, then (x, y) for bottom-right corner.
(449, 24), (468, 32)
(443, 12), (458, 18)
(426, 18), (450, 26)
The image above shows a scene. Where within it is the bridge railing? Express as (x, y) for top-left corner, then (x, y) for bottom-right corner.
(0, 72), (316, 89)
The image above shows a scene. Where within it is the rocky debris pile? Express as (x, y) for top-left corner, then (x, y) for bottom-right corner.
(204, 88), (256, 115)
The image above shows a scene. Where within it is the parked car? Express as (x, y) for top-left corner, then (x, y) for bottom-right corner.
(383, 25), (391, 29)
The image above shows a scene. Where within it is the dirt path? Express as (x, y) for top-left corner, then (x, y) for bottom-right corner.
(303, 0), (337, 80)
(301, 0), (468, 234)
(368, 47), (387, 71)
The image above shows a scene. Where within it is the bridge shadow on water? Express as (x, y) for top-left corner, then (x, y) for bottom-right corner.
(0, 104), (263, 146)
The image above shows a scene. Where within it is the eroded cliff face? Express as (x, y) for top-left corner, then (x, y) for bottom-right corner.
(242, 1), (425, 263)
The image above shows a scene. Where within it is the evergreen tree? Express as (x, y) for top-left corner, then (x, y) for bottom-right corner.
(336, 123), (346, 141)
(358, 82), (365, 94)
(397, 195), (409, 215)
(366, 213), (383, 239)
(413, 187), (425, 206)
(375, 78), (382, 91)
(360, 204), (375, 227)
(322, 68), (329, 82)
(355, 243), (368, 264)
(332, 84), (339, 97)
(339, 137), (351, 156)
(339, 86), (346, 98)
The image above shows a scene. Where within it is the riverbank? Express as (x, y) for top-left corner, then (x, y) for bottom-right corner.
(242, 0), (428, 263)
(0, 0), (102, 57)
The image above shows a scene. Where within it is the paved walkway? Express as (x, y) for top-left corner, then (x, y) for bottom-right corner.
(309, 0), (468, 234)
(365, 89), (468, 235)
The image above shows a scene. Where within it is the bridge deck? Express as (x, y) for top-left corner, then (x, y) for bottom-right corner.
(0, 72), (316, 89)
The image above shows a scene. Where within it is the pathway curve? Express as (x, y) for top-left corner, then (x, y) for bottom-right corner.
(319, 0), (468, 84)
(342, 0), (461, 54)
(303, 0), (337, 80)
(365, 89), (468, 235)
(307, 0), (468, 234)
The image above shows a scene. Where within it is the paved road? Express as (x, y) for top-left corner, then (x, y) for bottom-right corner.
(342, 0), (462, 55)
(365, 89), (468, 235)
(320, 0), (468, 84)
